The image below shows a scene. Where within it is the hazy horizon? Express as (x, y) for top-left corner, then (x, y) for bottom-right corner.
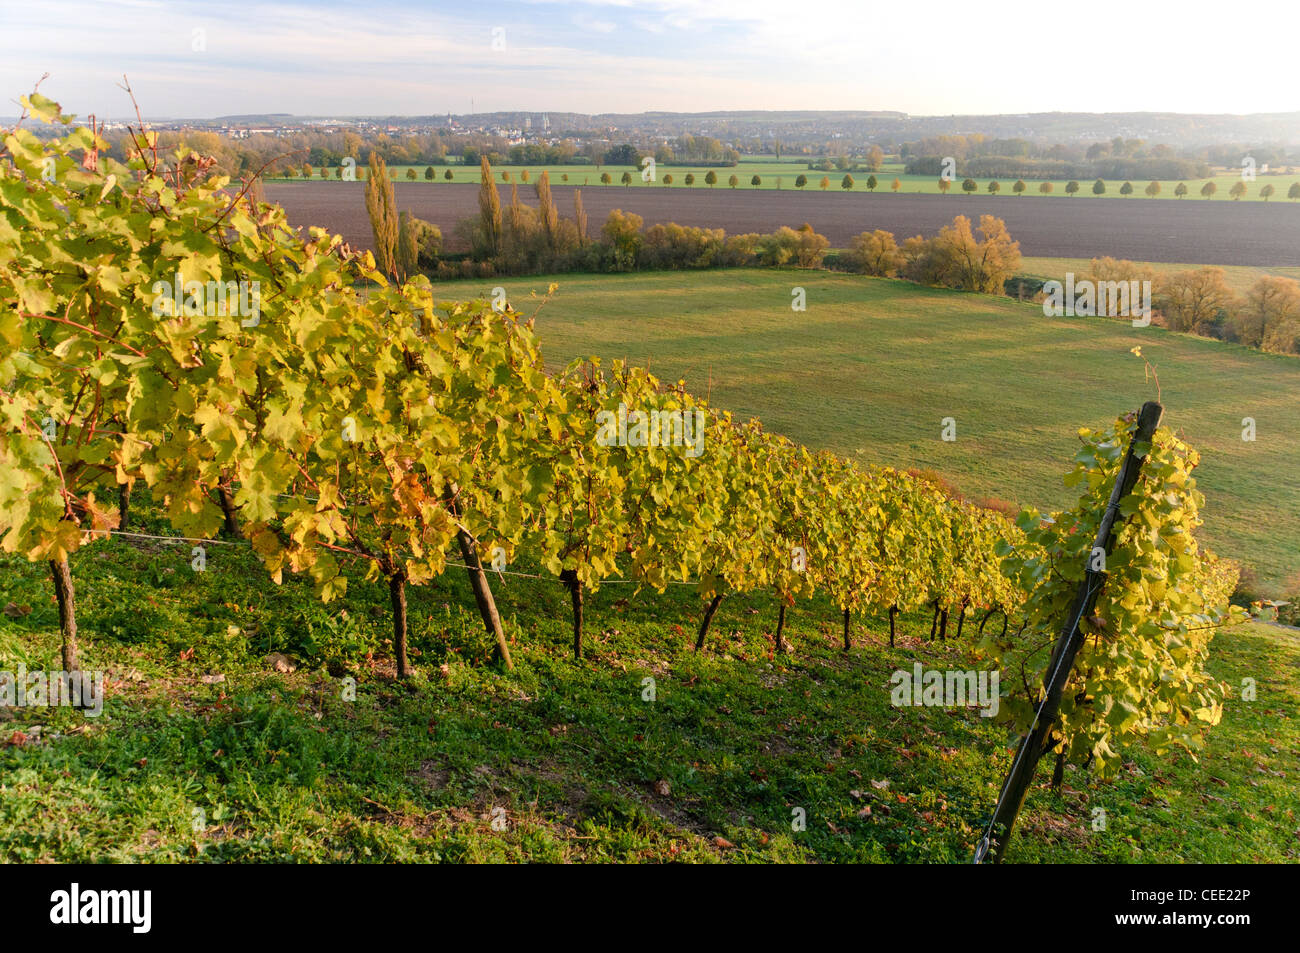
(5, 106), (1299, 124)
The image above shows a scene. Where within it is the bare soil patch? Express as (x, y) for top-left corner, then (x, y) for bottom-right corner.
(267, 181), (1300, 266)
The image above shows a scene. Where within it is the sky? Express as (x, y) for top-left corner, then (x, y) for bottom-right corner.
(1, 0), (1297, 119)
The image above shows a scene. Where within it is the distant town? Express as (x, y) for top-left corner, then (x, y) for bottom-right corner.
(17, 109), (1300, 154)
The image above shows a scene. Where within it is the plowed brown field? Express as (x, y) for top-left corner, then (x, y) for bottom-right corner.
(266, 181), (1300, 265)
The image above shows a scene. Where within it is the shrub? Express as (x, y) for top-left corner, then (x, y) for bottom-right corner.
(1228, 276), (1300, 351)
(1079, 257), (1157, 318)
(757, 226), (799, 266)
(600, 208), (644, 271)
(1230, 562), (1265, 608)
(719, 233), (760, 267)
(1157, 268), (1236, 334)
(903, 215), (1020, 293)
(793, 224), (829, 267)
(1278, 573), (1300, 625)
(756, 224), (830, 268)
(641, 222), (725, 269)
(843, 229), (904, 277)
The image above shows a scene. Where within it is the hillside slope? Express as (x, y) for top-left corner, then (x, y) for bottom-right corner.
(444, 269), (1299, 589)
(1, 529), (1295, 863)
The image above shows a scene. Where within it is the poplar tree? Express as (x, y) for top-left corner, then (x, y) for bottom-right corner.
(364, 152), (399, 276)
(508, 183), (523, 234)
(536, 170), (559, 251)
(396, 210), (418, 279)
(478, 155), (503, 258)
(573, 188), (588, 245)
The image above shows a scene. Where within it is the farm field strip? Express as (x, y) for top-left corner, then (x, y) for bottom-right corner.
(266, 181), (1300, 266)
(274, 160), (1299, 202)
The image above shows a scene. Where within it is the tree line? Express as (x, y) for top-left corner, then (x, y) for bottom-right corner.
(1050, 258), (1300, 356)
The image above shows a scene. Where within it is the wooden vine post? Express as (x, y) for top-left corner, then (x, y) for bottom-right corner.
(978, 401), (1163, 864)
(455, 528), (514, 669)
(447, 485), (513, 669)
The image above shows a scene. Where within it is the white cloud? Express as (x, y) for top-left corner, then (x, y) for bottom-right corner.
(1, 0), (1297, 115)
(572, 12), (617, 34)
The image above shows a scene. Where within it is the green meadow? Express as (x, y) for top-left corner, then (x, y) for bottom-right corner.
(273, 156), (1300, 201)
(438, 269), (1300, 590)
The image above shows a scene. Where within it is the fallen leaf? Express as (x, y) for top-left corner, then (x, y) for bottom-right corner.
(264, 652), (296, 673)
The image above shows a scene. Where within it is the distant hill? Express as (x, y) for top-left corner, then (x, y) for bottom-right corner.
(211, 113), (295, 123)
(9, 108), (1298, 148)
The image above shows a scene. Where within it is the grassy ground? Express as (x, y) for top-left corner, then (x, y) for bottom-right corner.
(272, 158), (1300, 202)
(434, 269), (1300, 591)
(1, 509), (1295, 863)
